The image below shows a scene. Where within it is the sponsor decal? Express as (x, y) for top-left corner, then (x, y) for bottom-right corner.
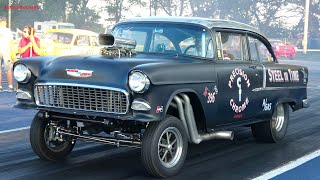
(233, 114), (243, 119)
(268, 69), (299, 83)
(203, 86), (218, 104)
(301, 67), (308, 84)
(156, 106), (163, 113)
(228, 68), (251, 89)
(262, 98), (272, 111)
(230, 98), (249, 114)
(228, 68), (250, 113)
(66, 69), (93, 77)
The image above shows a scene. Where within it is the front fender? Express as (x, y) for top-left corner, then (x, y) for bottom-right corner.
(130, 82), (210, 123)
(163, 89), (198, 119)
(14, 56), (59, 77)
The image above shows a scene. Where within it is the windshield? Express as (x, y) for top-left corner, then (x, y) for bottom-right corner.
(41, 32), (73, 44)
(112, 23), (214, 58)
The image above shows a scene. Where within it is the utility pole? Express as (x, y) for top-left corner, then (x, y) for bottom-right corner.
(303, 0), (310, 54)
(154, 0), (157, 16)
(150, 0), (152, 16)
(8, 0), (11, 30)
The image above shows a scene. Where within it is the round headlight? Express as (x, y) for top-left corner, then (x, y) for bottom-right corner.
(128, 71), (150, 93)
(14, 64), (31, 83)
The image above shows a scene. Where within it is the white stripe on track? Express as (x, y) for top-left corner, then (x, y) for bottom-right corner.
(252, 149), (320, 180)
(0, 126), (30, 134)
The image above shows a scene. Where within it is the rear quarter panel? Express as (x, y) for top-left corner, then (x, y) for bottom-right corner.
(263, 62), (308, 111)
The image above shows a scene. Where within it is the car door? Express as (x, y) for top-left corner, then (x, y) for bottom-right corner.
(247, 35), (279, 119)
(213, 31), (263, 126)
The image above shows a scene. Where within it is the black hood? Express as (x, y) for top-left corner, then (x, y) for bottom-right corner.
(36, 54), (214, 89)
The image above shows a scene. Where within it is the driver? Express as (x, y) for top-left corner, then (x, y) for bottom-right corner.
(184, 30), (213, 58)
(184, 37), (203, 57)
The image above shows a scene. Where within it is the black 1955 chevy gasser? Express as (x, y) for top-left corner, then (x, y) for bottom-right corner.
(13, 17), (309, 178)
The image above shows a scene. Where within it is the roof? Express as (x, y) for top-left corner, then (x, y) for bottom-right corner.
(43, 29), (98, 36)
(118, 17), (262, 35)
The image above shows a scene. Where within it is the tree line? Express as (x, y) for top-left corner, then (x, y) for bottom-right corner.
(0, 0), (319, 41)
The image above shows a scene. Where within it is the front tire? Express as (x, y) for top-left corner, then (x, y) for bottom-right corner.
(141, 116), (188, 178)
(30, 111), (75, 161)
(251, 103), (289, 143)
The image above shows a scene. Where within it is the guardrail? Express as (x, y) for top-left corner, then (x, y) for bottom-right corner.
(297, 49), (320, 52)
(295, 49), (320, 60)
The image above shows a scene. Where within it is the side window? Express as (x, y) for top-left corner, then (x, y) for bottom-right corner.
(217, 32), (247, 61)
(74, 35), (90, 46)
(248, 36), (274, 62)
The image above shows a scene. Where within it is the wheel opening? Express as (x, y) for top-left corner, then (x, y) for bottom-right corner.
(185, 92), (207, 132)
(168, 93), (207, 132)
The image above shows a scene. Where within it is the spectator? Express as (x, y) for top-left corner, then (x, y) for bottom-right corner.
(18, 25), (41, 58)
(0, 16), (14, 92)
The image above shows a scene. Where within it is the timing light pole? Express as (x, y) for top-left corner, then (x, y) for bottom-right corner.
(303, 0), (310, 54)
(8, 0), (12, 30)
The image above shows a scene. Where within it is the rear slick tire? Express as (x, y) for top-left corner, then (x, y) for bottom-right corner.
(141, 116), (188, 178)
(251, 103), (289, 143)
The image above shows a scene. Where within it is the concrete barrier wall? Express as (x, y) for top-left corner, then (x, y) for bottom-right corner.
(295, 50), (320, 60)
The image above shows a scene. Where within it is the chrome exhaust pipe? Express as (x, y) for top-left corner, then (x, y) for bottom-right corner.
(201, 131), (234, 141)
(172, 94), (234, 144)
(173, 96), (194, 143)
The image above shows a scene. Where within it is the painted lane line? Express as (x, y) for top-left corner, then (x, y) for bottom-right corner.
(0, 126), (30, 134)
(252, 149), (320, 180)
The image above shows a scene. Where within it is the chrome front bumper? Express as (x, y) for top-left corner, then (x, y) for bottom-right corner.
(302, 98), (310, 108)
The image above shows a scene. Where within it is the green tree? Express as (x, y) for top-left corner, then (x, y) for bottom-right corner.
(291, 0), (320, 36)
(66, 0), (104, 32)
(187, 0), (301, 37)
(41, 0), (67, 22)
(219, 0), (292, 36)
(189, 0), (218, 17)
(102, 0), (146, 23)
(153, 0), (187, 16)
(10, 0), (43, 30)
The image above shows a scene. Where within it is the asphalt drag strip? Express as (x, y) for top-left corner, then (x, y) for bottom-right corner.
(253, 149), (320, 180)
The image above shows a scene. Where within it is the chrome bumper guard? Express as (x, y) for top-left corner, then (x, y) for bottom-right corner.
(302, 98), (310, 108)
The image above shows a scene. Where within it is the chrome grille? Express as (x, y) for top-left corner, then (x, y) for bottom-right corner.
(35, 84), (128, 114)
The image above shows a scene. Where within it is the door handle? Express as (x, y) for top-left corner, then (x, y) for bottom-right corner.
(249, 65), (257, 69)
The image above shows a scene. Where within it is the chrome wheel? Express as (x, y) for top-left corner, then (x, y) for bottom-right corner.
(251, 103), (289, 143)
(158, 127), (183, 168)
(272, 104), (285, 132)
